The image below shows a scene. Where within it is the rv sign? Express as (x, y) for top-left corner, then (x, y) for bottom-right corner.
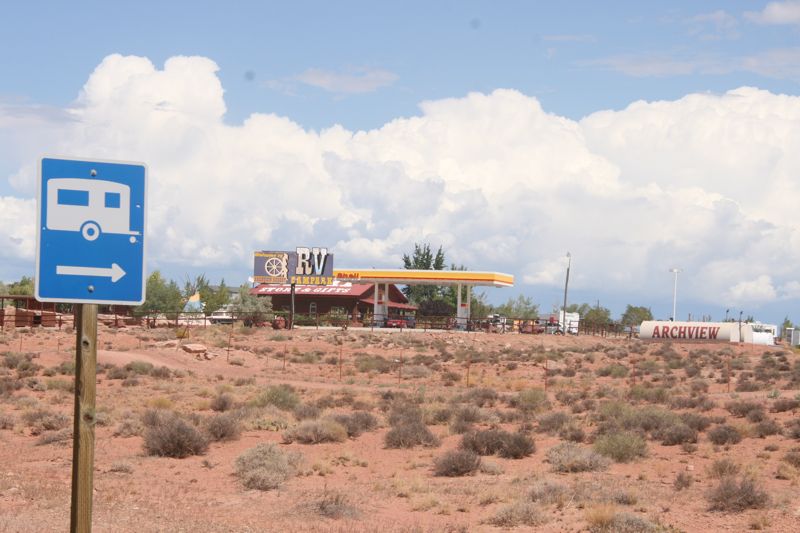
(35, 157), (147, 305)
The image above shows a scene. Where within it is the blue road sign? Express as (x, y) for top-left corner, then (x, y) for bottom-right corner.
(35, 157), (147, 305)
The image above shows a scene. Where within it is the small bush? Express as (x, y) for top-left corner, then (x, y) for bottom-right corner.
(512, 388), (550, 414)
(498, 432), (536, 459)
(674, 472), (693, 491)
(708, 425), (742, 445)
(593, 432), (647, 463)
(786, 419), (800, 439)
(36, 428), (72, 446)
(461, 429), (506, 455)
(726, 400), (763, 418)
(559, 424), (586, 443)
(772, 398), (799, 412)
(149, 366), (172, 379)
(433, 449), (481, 476)
(680, 412), (712, 432)
(538, 411), (571, 433)
(657, 423), (697, 446)
(754, 419), (782, 438)
(252, 385), (299, 411)
(210, 393), (235, 412)
(461, 387), (498, 407)
(487, 501), (547, 528)
(307, 489), (359, 519)
(709, 458), (740, 479)
(142, 411), (209, 458)
(783, 451), (800, 469)
(234, 443), (303, 491)
(528, 479), (569, 505)
(0, 411), (15, 429)
(588, 510), (660, 533)
(385, 421), (439, 448)
(707, 476), (769, 512)
(331, 411), (378, 437)
(283, 419), (347, 444)
(205, 413), (242, 442)
(22, 408), (70, 435)
(293, 403), (320, 420)
(547, 443), (610, 473)
(124, 360), (154, 375)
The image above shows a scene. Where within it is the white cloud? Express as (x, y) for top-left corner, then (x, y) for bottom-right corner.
(294, 67), (398, 94)
(687, 10), (740, 40)
(745, 1), (800, 25)
(2, 55), (800, 312)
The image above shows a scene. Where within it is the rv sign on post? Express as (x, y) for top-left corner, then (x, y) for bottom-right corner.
(35, 157), (147, 305)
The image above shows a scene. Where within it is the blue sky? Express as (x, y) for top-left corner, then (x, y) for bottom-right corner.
(2, 1), (800, 324)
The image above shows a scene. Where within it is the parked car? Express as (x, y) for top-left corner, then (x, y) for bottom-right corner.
(208, 306), (234, 325)
(384, 316), (416, 329)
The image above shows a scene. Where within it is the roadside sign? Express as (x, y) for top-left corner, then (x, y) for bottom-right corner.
(35, 157), (147, 305)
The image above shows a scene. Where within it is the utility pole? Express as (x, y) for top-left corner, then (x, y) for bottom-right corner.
(562, 252), (571, 333)
(669, 268), (681, 321)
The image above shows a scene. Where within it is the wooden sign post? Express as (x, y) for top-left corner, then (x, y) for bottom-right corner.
(71, 304), (98, 533)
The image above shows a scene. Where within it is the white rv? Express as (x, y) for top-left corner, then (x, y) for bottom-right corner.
(47, 178), (139, 241)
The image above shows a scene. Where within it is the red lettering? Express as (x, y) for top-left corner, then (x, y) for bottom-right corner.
(670, 326), (678, 338)
(709, 327), (720, 339)
(661, 326), (670, 337)
(686, 327), (694, 339)
(678, 326), (686, 338)
(652, 326), (661, 338)
(700, 327), (707, 339)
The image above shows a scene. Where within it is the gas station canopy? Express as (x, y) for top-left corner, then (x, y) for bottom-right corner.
(333, 269), (514, 287)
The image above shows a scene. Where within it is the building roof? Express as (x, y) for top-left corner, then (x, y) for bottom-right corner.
(250, 282), (372, 297)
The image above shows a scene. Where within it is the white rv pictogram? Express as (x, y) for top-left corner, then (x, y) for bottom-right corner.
(46, 178), (140, 241)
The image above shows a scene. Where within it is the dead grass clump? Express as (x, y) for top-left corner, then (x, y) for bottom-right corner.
(22, 408), (70, 435)
(460, 387), (499, 407)
(559, 424), (586, 443)
(306, 489), (359, 519)
(587, 508), (660, 532)
(707, 476), (769, 512)
(433, 449), (481, 476)
(385, 420), (439, 448)
(528, 479), (569, 505)
(783, 450), (800, 469)
(210, 393), (235, 412)
(142, 410), (209, 458)
(234, 443), (303, 491)
(707, 425), (742, 445)
(680, 412), (712, 432)
(205, 412), (242, 441)
(36, 428), (72, 446)
(753, 419), (782, 438)
(124, 360), (154, 375)
(656, 423), (697, 446)
(674, 472), (693, 491)
(460, 429), (535, 458)
(0, 411), (16, 429)
(547, 442), (610, 473)
(331, 411), (378, 437)
(283, 419), (347, 444)
(487, 501), (548, 528)
(593, 432), (647, 463)
(786, 419), (800, 439)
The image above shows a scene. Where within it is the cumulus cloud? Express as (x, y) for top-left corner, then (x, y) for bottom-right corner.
(2, 54), (800, 313)
(745, 1), (800, 25)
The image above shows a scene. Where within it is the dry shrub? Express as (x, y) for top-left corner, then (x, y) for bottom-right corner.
(784, 451), (800, 469)
(22, 408), (69, 435)
(283, 419), (347, 444)
(252, 384), (299, 411)
(528, 479), (569, 505)
(36, 428), (72, 446)
(656, 423), (697, 446)
(0, 411), (15, 429)
(433, 449), (481, 476)
(306, 489), (359, 519)
(487, 501), (547, 527)
(786, 419), (800, 439)
(547, 443), (610, 473)
(593, 432), (647, 463)
(499, 432), (536, 459)
(210, 393), (235, 412)
(707, 425), (742, 445)
(709, 458), (740, 479)
(772, 398), (799, 412)
(460, 387), (499, 407)
(538, 411), (571, 433)
(461, 429), (535, 458)
(234, 443), (303, 491)
(726, 400), (763, 418)
(588, 509), (660, 532)
(331, 411), (378, 437)
(707, 476), (769, 512)
(674, 472), (693, 491)
(142, 410), (209, 458)
(205, 412), (242, 441)
(385, 421), (439, 448)
(753, 419), (782, 438)
(511, 388), (550, 414)
(293, 403), (321, 421)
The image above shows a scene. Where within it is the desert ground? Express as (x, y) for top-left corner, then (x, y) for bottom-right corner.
(1, 323), (799, 532)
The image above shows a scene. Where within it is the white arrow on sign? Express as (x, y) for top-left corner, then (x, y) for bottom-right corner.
(56, 263), (126, 283)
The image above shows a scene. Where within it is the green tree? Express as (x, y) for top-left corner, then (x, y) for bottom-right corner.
(0, 281), (6, 295)
(583, 305), (612, 325)
(5, 276), (34, 296)
(401, 243), (446, 303)
(201, 280), (230, 316)
(494, 295), (539, 319)
(137, 271), (183, 318)
(469, 291), (493, 319)
(565, 303), (591, 317)
(781, 316), (793, 334)
(620, 305), (653, 326)
(231, 284), (273, 326)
